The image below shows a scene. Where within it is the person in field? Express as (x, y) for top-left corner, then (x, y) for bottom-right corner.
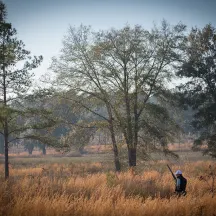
(174, 170), (187, 196)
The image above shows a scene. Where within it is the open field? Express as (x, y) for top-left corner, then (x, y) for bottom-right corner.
(0, 146), (216, 216)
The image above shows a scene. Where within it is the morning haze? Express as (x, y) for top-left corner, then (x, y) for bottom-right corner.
(1, 0), (216, 215)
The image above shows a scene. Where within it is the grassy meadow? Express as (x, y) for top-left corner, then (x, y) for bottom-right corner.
(0, 144), (216, 216)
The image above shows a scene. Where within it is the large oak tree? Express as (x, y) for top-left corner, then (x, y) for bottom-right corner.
(51, 21), (186, 168)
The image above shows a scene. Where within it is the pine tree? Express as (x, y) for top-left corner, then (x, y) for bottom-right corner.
(177, 24), (216, 157)
(0, 1), (43, 179)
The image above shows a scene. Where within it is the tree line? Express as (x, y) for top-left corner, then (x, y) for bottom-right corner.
(1, 1), (216, 178)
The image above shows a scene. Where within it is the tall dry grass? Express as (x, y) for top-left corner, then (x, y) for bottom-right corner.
(0, 160), (216, 216)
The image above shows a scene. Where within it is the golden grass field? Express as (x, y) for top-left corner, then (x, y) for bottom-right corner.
(0, 144), (216, 216)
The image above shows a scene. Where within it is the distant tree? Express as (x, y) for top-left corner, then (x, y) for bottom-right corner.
(61, 121), (96, 154)
(39, 143), (46, 155)
(23, 140), (47, 155)
(16, 90), (61, 150)
(24, 140), (34, 155)
(46, 91), (104, 152)
(177, 24), (216, 157)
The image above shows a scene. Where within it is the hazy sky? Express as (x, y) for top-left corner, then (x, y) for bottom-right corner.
(3, 0), (216, 81)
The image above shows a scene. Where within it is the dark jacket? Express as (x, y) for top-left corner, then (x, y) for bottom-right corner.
(175, 175), (187, 192)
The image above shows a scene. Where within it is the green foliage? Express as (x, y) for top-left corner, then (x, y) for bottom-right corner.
(177, 24), (216, 157)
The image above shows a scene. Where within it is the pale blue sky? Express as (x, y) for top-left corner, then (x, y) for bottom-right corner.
(3, 0), (216, 81)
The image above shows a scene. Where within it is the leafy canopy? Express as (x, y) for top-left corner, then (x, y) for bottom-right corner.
(177, 24), (216, 157)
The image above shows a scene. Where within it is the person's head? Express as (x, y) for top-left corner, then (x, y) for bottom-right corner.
(175, 170), (182, 177)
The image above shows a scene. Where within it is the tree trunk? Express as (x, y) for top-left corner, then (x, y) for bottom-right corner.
(128, 147), (136, 167)
(27, 143), (34, 155)
(108, 120), (121, 171)
(110, 129), (121, 172)
(4, 120), (9, 179)
(42, 144), (46, 155)
(106, 104), (121, 172)
(3, 29), (9, 179)
(133, 74), (139, 167)
(78, 146), (85, 154)
(0, 134), (4, 154)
